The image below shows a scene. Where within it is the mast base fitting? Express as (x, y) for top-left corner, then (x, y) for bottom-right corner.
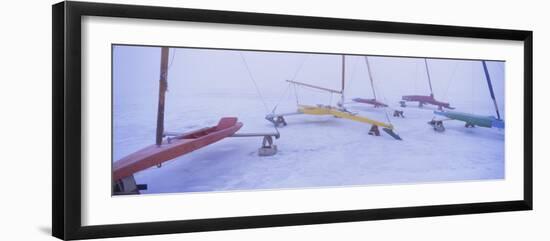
(399, 101), (407, 107)
(265, 114), (287, 127)
(368, 125), (381, 136)
(465, 123), (475, 128)
(113, 175), (148, 195)
(258, 135), (278, 156)
(428, 120), (445, 132)
(259, 145), (278, 156)
(393, 110), (405, 118)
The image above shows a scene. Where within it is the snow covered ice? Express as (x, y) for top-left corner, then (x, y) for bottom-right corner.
(113, 45), (505, 194)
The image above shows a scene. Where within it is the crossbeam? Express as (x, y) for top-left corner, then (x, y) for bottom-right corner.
(164, 130), (279, 156)
(165, 131), (280, 139)
(286, 80), (342, 94)
(231, 132), (280, 139)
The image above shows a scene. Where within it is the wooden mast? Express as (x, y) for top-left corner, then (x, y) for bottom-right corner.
(156, 47), (170, 146)
(424, 58), (434, 97)
(482, 60), (501, 120)
(341, 55), (345, 104)
(364, 56), (377, 99)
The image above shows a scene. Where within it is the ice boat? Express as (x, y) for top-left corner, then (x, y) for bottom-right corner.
(113, 117), (243, 181)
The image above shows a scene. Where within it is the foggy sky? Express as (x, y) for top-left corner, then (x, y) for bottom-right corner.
(113, 45), (505, 122)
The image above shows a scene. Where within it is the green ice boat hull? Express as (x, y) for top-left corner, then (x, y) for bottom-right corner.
(434, 110), (504, 129)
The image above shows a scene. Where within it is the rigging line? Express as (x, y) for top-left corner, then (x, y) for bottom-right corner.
(293, 83), (300, 105)
(364, 56), (377, 99)
(378, 86), (393, 125)
(442, 62), (459, 100)
(414, 61), (419, 94)
(271, 55), (309, 113)
(287, 55), (309, 107)
(239, 52), (270, 113)
(384, 110), (392, 126)
(369, 58), (392, 118)
(496, 61), (505, 78)
(347, 57), (360, 92)
(271, 83), (292, 113)
(341, 55), (345, 94)
(167, 48), (177, 70)
(291, 54), (310, 81)
(471, 62), (475, 113)
(381, 94), (393, 125)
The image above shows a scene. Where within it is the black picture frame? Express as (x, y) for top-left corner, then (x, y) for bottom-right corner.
(52, 1), (533, 240)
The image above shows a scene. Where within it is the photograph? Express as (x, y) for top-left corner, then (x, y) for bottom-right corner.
(112, 45), (505, 195)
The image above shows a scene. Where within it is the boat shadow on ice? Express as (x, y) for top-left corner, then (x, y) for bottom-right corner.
(436, 123), (505, 141)
(346, 105), (392, 114)
(265, 116), (360, 128)
(400, 104), (448, 112)
(349, 105), (401, 117)
(186, 143), (245, 162)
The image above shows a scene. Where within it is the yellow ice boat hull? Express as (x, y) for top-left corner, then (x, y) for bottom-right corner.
(297, 105), (393, 129)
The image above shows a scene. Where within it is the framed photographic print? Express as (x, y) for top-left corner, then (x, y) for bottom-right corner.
(52, 1), (533, 240)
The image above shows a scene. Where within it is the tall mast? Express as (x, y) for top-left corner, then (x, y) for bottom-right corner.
(482, 60), (501, 120)
(364, 56), (377, 99)
(341, 55), (345, 104)
(424, 58), (434, 97)
(155, 47), (170, 146)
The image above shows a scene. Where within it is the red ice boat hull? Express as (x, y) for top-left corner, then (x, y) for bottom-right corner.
(401, 95), (454, 109)
(113, 117), (243, 181)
